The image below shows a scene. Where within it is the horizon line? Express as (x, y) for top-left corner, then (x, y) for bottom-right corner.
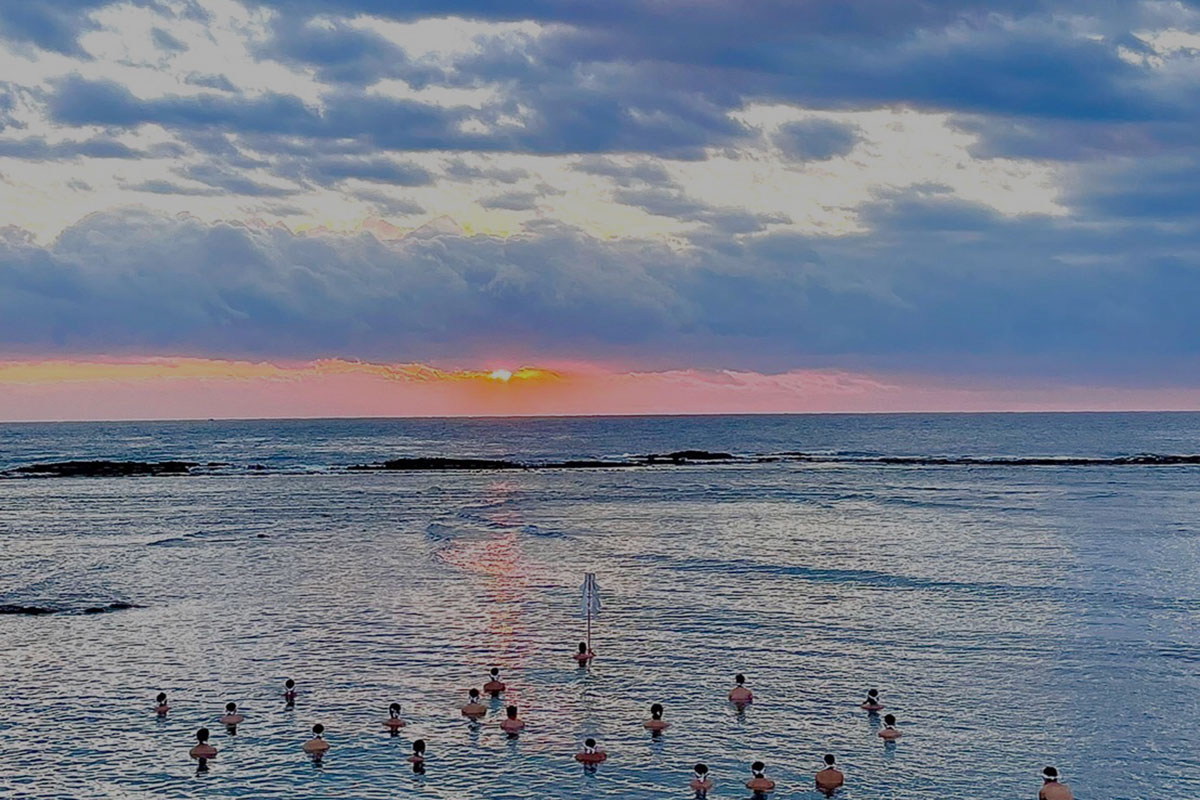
(3, 408), (1199, 425)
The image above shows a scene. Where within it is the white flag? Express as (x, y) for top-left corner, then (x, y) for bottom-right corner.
(580, 572), (601, 617)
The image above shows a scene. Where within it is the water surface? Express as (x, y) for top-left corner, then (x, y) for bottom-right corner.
(1, 413), (1198, 799)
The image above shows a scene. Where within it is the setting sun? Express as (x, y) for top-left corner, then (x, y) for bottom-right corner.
(489, 369), (513, 382)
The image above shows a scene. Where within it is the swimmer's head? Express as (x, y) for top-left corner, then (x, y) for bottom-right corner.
(694, 763), (708, 777)
(156, 692), (167, 703)
(751, 760), (766, 777)
(225, 702), (236, 713)
(506, 705), (518, 719)
(883, 713), (896, 726)
(490, 667), (500, 677)
(867, 688), (879, 697)
(285, 679), (295, 689)
(585, 738), (597, 748)
(650, 703), (664, 719)
(824, 754), (836, 766)
(578, 642), (588, 653)
(196, 728), (210, 743)
(468, 688), (480, 700)
(312, 723), (324, 736)
(1042, 767), (1059, 782)
(389, 702), (401, 716)
(413, 739), (426, 754)
(735, 673), (745, 685)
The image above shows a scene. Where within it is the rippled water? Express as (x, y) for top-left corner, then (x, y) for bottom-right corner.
(2, 413), (1199, 799)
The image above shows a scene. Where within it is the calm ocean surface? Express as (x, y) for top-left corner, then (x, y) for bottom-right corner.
(2, 413), (1199, 799)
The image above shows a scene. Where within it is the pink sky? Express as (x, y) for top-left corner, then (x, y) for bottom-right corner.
(0, 357), (1198, 421)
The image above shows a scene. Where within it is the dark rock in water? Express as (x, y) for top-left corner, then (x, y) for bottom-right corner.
(12, 460), (197, 477)
(1, 601), (139, 616)
(350, 457), (525, 471)
(0, 604), (57, 615)
(82, 601), (139, 614)
(643, 450), (735, 463)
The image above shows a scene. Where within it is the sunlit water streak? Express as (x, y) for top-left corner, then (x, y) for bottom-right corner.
(1, 413), (1199, 798)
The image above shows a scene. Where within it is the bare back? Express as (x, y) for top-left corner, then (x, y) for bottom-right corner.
(1040, 782), (1073, 800)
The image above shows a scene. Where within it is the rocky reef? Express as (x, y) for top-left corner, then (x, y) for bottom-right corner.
(10, 460), (198, 477)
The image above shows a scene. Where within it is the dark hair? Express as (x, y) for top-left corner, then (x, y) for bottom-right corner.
(751, 760), (765, 772)
(312, 723), (324, 735)
(469, 688), (480, 698)
(883, 713), (896, 725)
(585, 738), (597, 748)
(735, 673), (745, 684)
(694, 763), (708, 775)
(824, 754), (836, 765)
(225, 702), (236, 712)
(196, 728), (210, 742)
(413, 739), (426, 754)
(389, 702), (401, 714)
(506, 705), (518, 718)
(867, 688), (878, 697)
(285, 679), (295, 688)
(156, 692), (166, 702)
(490, 667), (499, 676)
(578, 642), (588, 653)
(650, 703), (663, 719)
(1043, 767), (1058, 780)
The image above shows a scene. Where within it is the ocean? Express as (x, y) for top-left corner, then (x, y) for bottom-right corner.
(1, 412), (1198, 799)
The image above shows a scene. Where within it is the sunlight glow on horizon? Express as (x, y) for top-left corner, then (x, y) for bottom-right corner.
(0, 357), (1198, 422)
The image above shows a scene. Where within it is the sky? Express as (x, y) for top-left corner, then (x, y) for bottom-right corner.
(2, 0), (1200, 419)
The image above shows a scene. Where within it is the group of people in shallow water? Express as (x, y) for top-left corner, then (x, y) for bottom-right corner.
(158, 646), (1072, 798)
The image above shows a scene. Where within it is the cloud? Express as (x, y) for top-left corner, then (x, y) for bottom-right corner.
(151, 26), (187, 53)
(0, 136), (140, 159)
(773, 119), (860, 161)
(179, 163), (299, 196)
(1, 205), (1198, 384)
(351, 188), (425, 215)
(0, 0), (106, 56)
(479, 190), (539, 210)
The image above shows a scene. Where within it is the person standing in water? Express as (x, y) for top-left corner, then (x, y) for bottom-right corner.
(1039, 767), (1073, 800)
(484, 667), (506, 695)
(573, 642), (594, 664)
(728, 674), (753, 705)
(643, 703), (669, 732)
(303, 723), (330, 753)
(575, 737), (607, 763)
(879, 713), (902, 740)
(861, 689), (883, 711)
(461, 688), (487, 718)
(382, 702), (405, 729)
(407, 739), (427, 764)
(745, 761), (775, 793)
(500, 704), (525, 734)
(219, 702), (244, 726)
(689, 762), (713, 796)
(815, 754), (844, 795)
(283, 678), (297, 704)
(189, 728), (216, 761)
(154, 692), (170, 715)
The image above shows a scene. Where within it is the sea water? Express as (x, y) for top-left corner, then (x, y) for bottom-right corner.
(1, 413), (1198, 799)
